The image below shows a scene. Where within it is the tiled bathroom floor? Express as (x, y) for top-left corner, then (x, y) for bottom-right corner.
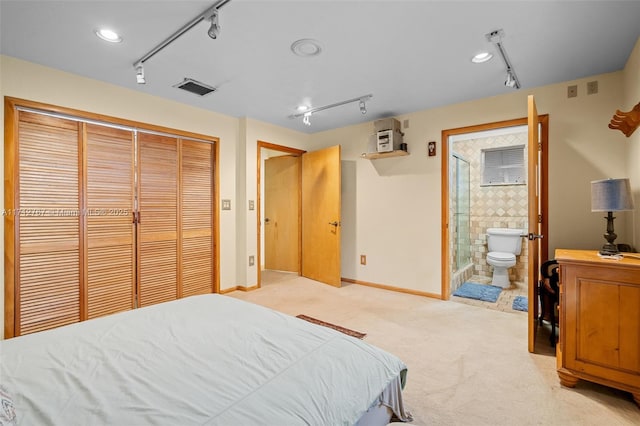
(451, 275), (529, 314)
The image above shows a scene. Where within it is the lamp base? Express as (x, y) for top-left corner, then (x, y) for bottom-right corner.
(600, 212), (619, 255)
(599, 243), (620, 256)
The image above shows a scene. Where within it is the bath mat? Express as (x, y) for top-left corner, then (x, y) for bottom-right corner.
(296, 314), (366, 339)
(512, 296), (528, 312)
(452, 282), (502, 303)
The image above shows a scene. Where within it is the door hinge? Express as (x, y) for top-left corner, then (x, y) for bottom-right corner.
(538, 214), (542, 223)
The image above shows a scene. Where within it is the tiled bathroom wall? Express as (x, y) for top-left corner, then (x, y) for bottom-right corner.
(452, 130), (529, 285)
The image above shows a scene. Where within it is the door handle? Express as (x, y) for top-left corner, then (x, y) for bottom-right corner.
(528, 233), (543, 240)
(328, 221), (340, 227)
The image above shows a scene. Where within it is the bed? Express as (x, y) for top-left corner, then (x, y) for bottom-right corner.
(0, 294), (410, 425)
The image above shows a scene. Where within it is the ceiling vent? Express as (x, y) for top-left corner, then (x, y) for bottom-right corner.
(173, 78), (217, 96)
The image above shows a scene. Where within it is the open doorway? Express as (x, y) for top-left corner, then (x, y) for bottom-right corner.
(441, 115), (550, 351)
(257, 141), (305, 288)
(447, 124), (530, 306)
(256, 141), (343, 289)
(441, 111), (549, 352)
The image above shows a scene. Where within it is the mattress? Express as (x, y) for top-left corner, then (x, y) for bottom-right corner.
(0, 294), (409, 425)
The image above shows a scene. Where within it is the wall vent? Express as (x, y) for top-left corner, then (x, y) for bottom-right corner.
(173, 78), (216, 96)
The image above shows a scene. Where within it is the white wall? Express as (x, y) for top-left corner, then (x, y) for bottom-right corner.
(310, 69), (632, 296)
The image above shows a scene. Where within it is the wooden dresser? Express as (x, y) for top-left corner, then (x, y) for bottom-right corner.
(555, 249), (640, 405)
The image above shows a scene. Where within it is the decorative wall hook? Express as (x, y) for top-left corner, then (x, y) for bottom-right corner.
(608, 102), (640, 137)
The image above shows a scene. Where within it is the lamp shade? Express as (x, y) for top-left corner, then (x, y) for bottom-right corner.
(591, 178), (634, 212)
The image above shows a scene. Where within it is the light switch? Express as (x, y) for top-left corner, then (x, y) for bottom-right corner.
(222, 199), (231, 210)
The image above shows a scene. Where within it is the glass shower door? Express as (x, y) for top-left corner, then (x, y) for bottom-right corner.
(454, 155), (471, 270)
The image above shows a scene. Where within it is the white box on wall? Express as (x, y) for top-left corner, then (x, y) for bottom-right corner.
(376, 129), (403, 152)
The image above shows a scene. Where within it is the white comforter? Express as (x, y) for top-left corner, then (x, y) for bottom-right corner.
(1, 294), (408, 425)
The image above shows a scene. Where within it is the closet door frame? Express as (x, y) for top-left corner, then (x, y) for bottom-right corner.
(4, 97), (220, 338)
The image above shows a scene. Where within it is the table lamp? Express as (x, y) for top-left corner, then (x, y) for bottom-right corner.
(591, 178), (634, 255)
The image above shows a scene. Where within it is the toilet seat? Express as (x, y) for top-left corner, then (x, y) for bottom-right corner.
(487, 252), (516, 262)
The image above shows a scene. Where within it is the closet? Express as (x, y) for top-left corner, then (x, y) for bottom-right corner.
(4, 99), (218, 338)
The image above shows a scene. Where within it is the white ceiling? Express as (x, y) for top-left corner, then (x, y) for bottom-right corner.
(2, 0), (640, 133)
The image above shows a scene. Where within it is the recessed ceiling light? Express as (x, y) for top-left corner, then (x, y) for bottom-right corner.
(472, 52), (493, 63)
(95, 28), (122, 43)
(291, 39), (322, 57)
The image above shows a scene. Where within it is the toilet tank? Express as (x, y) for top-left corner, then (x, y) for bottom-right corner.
(486, 228), (524, 255)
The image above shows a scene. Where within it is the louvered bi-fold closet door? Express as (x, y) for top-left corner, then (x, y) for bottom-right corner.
(16, 112), (81, 335)
(85, 124), (135, 318)
(181, 140), (214, 297)
(137, 133), (179, 307)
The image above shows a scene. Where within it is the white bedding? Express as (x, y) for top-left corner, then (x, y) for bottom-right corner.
(0, 294), (409, 425)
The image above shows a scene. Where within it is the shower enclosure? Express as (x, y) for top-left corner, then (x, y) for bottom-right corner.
(450, 153), (472, 292)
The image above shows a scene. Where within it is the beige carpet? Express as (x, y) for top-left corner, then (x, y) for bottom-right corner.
(229, 271), (640, 426)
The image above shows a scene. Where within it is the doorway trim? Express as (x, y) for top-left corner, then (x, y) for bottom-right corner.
(440, 115), (549, 300)
(256, 140), (306, 288)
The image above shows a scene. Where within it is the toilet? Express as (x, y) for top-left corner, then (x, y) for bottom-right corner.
(486, 228), (524, 288)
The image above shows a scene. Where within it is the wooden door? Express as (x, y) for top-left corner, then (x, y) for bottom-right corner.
(85, 124), (136, 319)
(528, 95), (542, 353)
(137, 132), (179, 307)
(181, 140), (215, 297)
(13, 112), (82, 335)
(301, 145), (341, 287)
(264, 155), (300, 272)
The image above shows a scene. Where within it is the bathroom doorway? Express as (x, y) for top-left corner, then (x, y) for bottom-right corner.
(441, 116), (549, 311)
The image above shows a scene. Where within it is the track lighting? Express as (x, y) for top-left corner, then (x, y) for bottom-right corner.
(290, 94), (373, 126)
(132, 0), (232, 83)
(505, 70), (516, 88)
(486, 29), (521, 90)
(207, 10), (220, 39)
(136, 64), (145, 84)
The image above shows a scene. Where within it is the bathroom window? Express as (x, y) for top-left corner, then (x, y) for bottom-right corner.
(481, 145), (525, 185)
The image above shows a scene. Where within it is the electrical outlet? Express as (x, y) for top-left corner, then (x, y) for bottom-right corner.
(587, 80), (598, 95)
(248, 200), (255, 210)
(360, 255), (366, 265)
(567, 85), (577, 98)
(249, 255), (255, 266)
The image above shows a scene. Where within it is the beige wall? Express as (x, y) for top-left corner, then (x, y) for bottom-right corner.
(623, 38), (640, 249)
(310, 68), (632, 295)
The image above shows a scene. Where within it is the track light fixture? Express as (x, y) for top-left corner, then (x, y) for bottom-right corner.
(136, 64), (145, 84)
(359, 99), (367, 114)
(303, 111), (312, 126)
(290, 94), (373, 127)
(486, 29), (521, 90)
(504, 69), (520, 89)
(132, 0), (231, 84)
(206, 10), (220, 39)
